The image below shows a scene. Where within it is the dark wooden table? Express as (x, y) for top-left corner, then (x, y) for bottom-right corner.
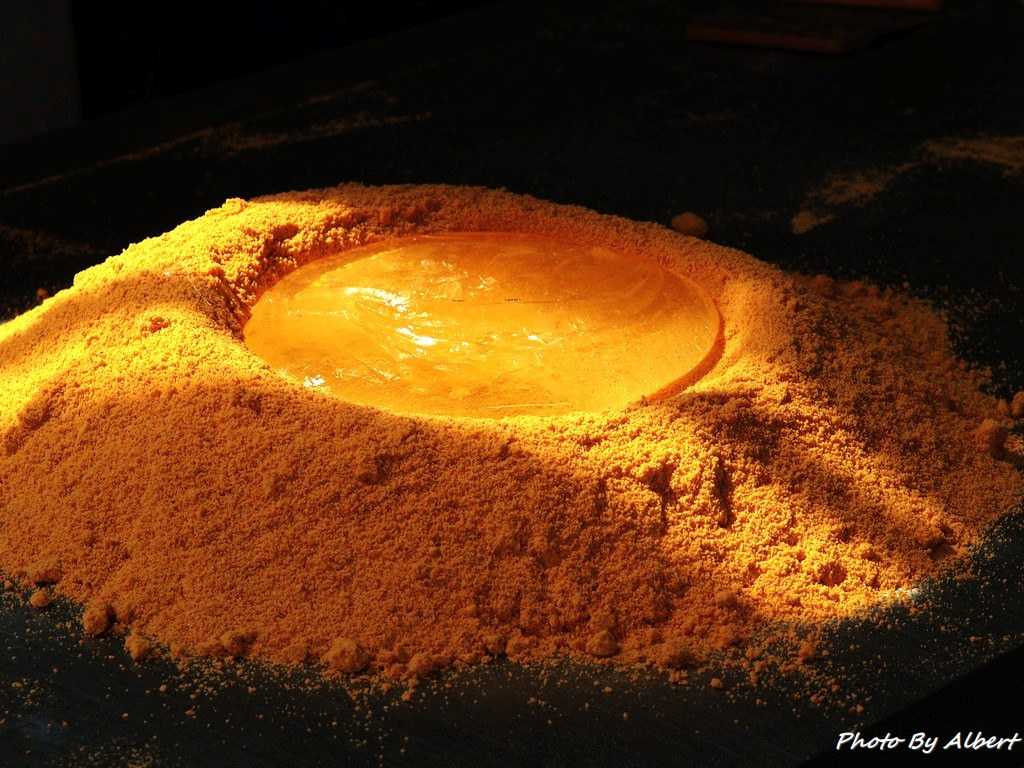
(2, 1), (1023, 765)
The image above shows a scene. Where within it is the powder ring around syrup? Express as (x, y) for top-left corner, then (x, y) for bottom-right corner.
(0, 183), (1019, 679)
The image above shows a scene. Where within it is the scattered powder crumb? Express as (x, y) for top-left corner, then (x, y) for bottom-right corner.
(28, 589), (51, 609)
(669, 212), (709, 238)
(923, 135), (1024, 177)
(815, 167), (912, 207)
(1009, 391), (1024, 420)
(586, 630), (620, 658)
(807, 274), (837, 299)
(791, 165), (904, 234)
(219, 112), (433, 157)
(125, 631), (156, 662)
(406, 652), (444, 678)
(322, 638), (371, 674)
(791, 210), (834, 234)
(0, 183), (1019, 684)
(792, 134), (1024, 233)
(82, 601), (114, 636)
(0, 223), (105, 261)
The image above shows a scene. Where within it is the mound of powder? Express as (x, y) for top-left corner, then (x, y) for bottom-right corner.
(0, 184), (1020, 678)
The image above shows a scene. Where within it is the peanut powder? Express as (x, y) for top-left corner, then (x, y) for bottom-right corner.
(791, 133), (1024, 235)
(0, 184), (1020, 679)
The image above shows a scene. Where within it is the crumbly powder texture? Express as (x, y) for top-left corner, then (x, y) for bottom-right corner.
(0, 184), (1020, 679)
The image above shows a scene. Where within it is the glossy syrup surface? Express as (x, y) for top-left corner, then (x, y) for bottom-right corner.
(243, 232), (720, 417)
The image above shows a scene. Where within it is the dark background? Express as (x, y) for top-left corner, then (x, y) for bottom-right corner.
(1, 1), (1023, 766)
(69, 1), (495, 121)
(0, 1), (493, 146)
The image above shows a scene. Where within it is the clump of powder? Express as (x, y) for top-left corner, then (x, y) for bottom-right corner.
(0, 184), (1019, 679)
(923, 135), (1024, 177)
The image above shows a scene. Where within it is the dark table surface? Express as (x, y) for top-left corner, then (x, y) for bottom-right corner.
(1, 1), (1023, 765)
